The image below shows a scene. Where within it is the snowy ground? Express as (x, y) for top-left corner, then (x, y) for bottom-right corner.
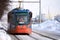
(32, 20), (60, 35)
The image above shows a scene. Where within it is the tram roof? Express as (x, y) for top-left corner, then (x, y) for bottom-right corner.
(12, 8), (31, 13)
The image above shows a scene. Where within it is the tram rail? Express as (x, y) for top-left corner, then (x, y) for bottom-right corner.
(10, 31), (54, 40)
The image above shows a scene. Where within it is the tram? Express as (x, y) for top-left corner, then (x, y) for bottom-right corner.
(8, 8), (32, 34)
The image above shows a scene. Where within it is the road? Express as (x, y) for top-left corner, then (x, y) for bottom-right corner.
(9, 31), (52, 40)
(9, 30), (60, 40)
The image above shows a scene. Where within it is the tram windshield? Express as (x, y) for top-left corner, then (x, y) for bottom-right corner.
(17, 16), (28, 24)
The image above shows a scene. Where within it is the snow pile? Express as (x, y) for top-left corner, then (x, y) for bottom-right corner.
(32, 20), (60, 33)
(32, 24), (40, 29)
(40, 20), (60, 33)
(0, 30), (11, 40)
(0, 21), (11, 40)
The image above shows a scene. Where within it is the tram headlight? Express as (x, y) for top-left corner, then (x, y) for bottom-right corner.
(19, 22), (24, 24)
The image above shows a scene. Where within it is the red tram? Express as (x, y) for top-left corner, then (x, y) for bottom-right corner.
(8, 8), (32, 34)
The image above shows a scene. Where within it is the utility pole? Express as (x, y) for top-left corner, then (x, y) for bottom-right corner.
(39, 0), (41, 23)
(18, 0), (22, 9)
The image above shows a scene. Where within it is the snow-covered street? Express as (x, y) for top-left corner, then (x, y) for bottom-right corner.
(31, 20), (60, 40)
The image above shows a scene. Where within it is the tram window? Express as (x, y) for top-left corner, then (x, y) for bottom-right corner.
(17, 16), (28, 24)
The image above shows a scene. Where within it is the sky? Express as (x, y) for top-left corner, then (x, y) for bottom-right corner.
(41, 0), (60, 15)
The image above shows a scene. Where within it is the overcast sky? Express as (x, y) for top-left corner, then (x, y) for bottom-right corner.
(41, 0), (60, 15)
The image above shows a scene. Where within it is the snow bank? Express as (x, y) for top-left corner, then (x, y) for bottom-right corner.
(32, 20), (60, 33)
(0, 30), (11, 40)
(40, 20), (60, 33)
(32, 24), (40, 29)
(0, 21), (11, 40)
